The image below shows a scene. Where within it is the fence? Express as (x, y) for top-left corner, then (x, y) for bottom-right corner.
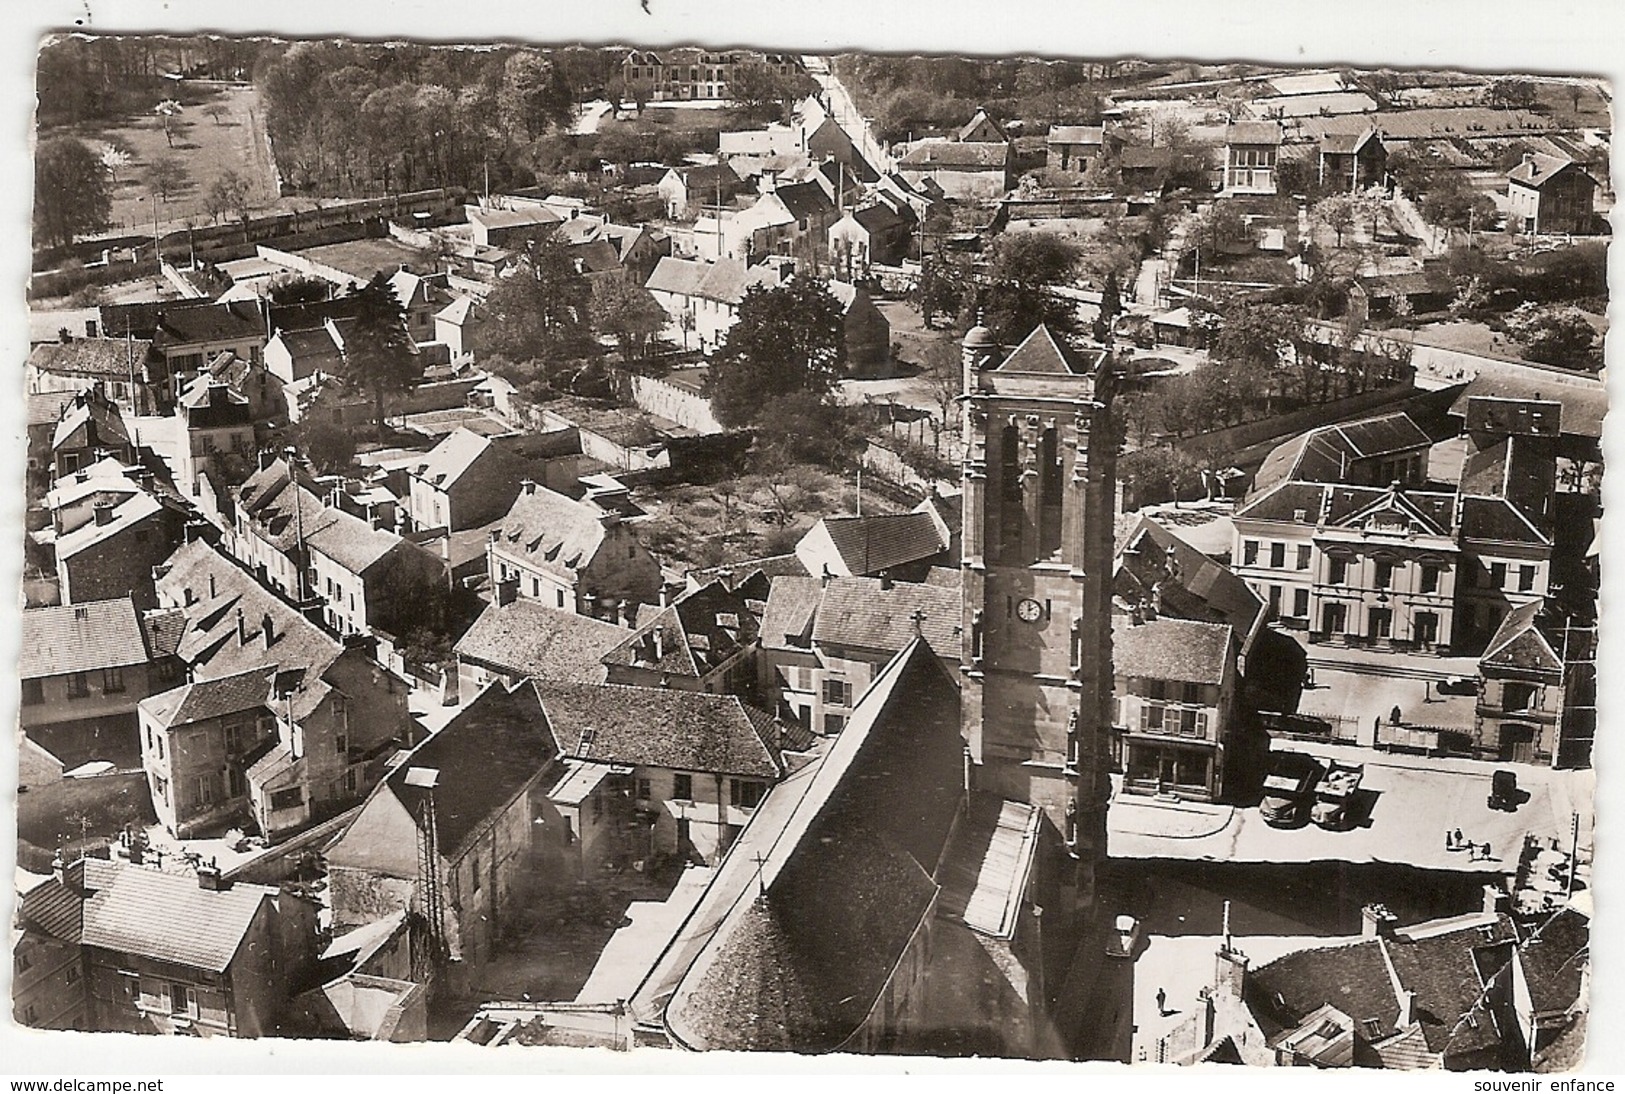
(628, 373), (723, 435)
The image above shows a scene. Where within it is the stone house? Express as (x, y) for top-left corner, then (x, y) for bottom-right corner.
(897, 140), (1013, 201)
(600, 579), (759, 695)
(405, 426), (581, 534)
(1506, 153), (1598, 235)
(658, 162), (748, 221)
(176, 378), (256, 492)
(69, 857), (318, 1037)
(454, 593), (627, 698)
(1112, 614), (1240, 802)
(828, 204), (913, 279)
(20, 598), (175, 770)
(326, 680), (559, 992)
(1223, 121), (1283, 195)
(56, 489), (180, 611)
(486, 480), (663, 616)
(1045, 125), (1112, 175)
(138, 669), (279, 838)
(1472, 601), (1566, 765)
(151, 539), (418, 842)
(49, 386), (136, 480)
(794, 509), (952, 581)
(1318, 127), (1388, 192)
(27, 339), (163, 417)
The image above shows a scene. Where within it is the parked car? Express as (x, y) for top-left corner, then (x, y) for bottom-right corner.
(1311, 761), (1365, 830)
(1260, 751), (1323, 828)
(1488, 769), (1520, 811)
(1105, 914), (1141, 959)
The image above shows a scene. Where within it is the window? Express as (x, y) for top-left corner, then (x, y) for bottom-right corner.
(270, 787), (304, 811)
(65, 672), (90, 699)
(1491, 562), (1507, 589)
(1502, 682), (1537, 712)
(823, 678), (852, 706)
(1145, 679), (1167, 701)
(1268, 585), (1282, 614)
(556, 589), (566, 608)
(1415, 612), (1439, 645)
(636, 778), (651, 800)
(16, 951), (31, 973)
(102, 666), (125, 694)
(731, 779), (766, 809)
(1292, 587), (1310, 618)
(1368, 606), (1392, 640)
(156, 734), (164, 760)
(1420, 564), (1440, 594)
(1242, 540), (1259, 566)
(471, 854), (481, 892)
(1181, 682), (1203, 704)
(335, 731), (347, 756)
(824, 713), (846, 734)
(672, 773), (693, 800)
(1269, 542), (1286, 568)
(195, 774), (215, 807)
(344, 769), (357, 793)
(1374, 560), (1394, 589)
(1296, 545), (1312, 571)
(21, 678), (43, 705)
(1328, 556), (1348, 584)
(168, 982), (198, 1018)
(1519, 565), (1536, 593)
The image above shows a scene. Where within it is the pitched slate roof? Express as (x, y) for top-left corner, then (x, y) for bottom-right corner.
(490, 484), (612, 581)
(454, 598), (625, 684)
(849, 203), (907, 235)
(274, 325), (345, 363)
(1449, 373), (1604, 441)
(1227, 121), (1283, 145)
(532, 681), (785, 779)
(1246, 938), (1399, 1042)
(759, 575), (824, 650)
(1507, 153), (1587, 189)
(811, 576), (961, 658)
(79, 857), (277, 972)
(899, 140), (1010, 169)
(155, 539), (345, 683)
(803, 511), (949, 576)
(773, 180), (835, 222)
(20, 598), (150, 679)
(958, 109), (1005, 142)
(1480, 600), (1562, 675)
(29, 338), (155, 378)
(996, 324), (1107, 375)
(17, 870), (85, 944)
(140, 668), (273, 729)
(56, 491), (164, 560)
(304, 507), (408, 576)
(385, 680), (558, 859)
(1116, 516), (1264, 640)
(1113, 616), (1232, 685)
(28, 390), (79, 428)
(1048, 124), (1106, 145)
(601, 580), (759, 678)
(665, 640), (965, 1053)
(1459, 496), (1549, 546)
(140, 608), (187, 659)
(1518, 904), (1589, 1016)
(1320, 127), (1379, 154)
(645, 256), (713, 297)
(1387, 913), (1518, 1053)
(152, 300), (264, 350)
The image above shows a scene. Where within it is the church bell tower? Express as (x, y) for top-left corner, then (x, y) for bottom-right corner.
(959, 320), (1120, 913)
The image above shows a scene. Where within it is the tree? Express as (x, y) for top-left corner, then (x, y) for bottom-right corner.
(481, 236), (597, 365)
(1119, 445), (1206, 508)
(499, 50), (574, 144)
(1504, 304), (1599, 368)
(266, 273), (331, 306)
(145, 156), (189, 204)
(1420, 173), (1498, 237)
(1485, 77), (1538, 111)
(341, 273), (425, 429)
(726, 64), (810, 126)
(155, 98), (184, 148)
(206, 170), (253, 228)
(1093, 269), (1123, 340)
(960, 233), (1083, 343)
(291, 419), (357, 475)
(914, 253), (966, 330)
(1311, 192), (1360, 247)
(590, 274), (667, 361)
(708, 277), (847, 428)
(99, 144), (132, 185)
(202, 103), (229, 126)
(34, 137), (111, 250)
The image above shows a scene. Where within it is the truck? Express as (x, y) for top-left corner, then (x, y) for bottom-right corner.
(1311, 760), (1365, 830)
(1259, 751), (1323, 828)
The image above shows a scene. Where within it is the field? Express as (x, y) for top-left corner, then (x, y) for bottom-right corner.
(51, 81), (280, 240)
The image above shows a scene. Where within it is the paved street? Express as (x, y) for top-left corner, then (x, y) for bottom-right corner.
(1109, 752), (1592, 872)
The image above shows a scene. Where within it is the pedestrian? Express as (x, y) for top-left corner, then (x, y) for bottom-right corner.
(1156, 987), (1168, 1016)
(1390, 705), (1403, 725)
(1481, 842), (1492, 861)
(1446, 829), (1457, 851)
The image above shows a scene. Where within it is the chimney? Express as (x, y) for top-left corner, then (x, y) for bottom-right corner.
(75, 469), (89, 484)
(878, 571), (893, 591)
(196, 861), (226, 891)
(821, 563), (833, 588)
(86, 319), (99, 338)
(521, 479), (538, 496)
(1361, 903), (1397, 938)
(1214, 942), (1249, 1002)
(1130, 603), (1144, 626)
(92, 501), (115, 526)
(659, 584), (672, 609)
(236, 609), (247, 645)
(1482, 883), (1508, 916)
(584, 591), (599, 618)
(495, 576), (518, 607)
(621, 598), (637, 627)
(208, 573), (217, 599)
(1397, 989), (1417, 1029)
(52, 850), (66, 886)
(653, 625), (665, 662)
(262, 613), (275, 648)
(717, 567), (735, 589)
